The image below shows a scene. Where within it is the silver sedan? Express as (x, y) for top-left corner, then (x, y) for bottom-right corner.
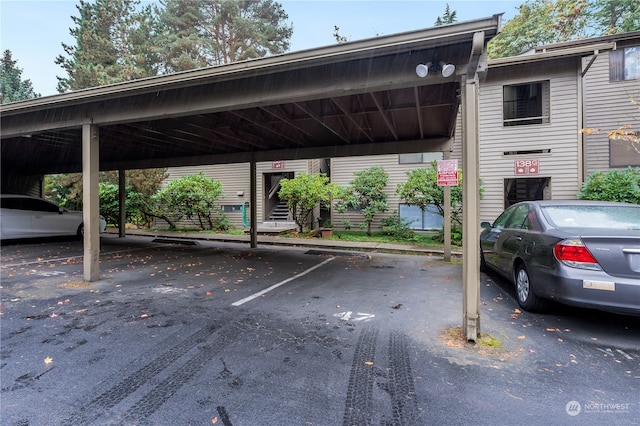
(480, 200), (640, 316)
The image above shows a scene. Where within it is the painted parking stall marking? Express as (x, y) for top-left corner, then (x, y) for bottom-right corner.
(231, 257), (335, 306)
(334, 311), (375, 322)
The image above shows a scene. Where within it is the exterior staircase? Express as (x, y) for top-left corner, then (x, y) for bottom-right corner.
(260, 201), (296, 234)
(268, 201), (290, 221)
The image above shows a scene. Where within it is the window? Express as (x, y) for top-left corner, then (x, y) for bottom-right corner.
(399, 204), (443, 230)
(505, 204), (530, 229)
(610, 46), (640, 81)
(503, 81), (550, 126)
(399, 152), (443, 164)
(220, 204), (244, 212)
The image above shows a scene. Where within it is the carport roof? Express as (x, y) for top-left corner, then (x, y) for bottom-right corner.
(0, 15), (501, 176)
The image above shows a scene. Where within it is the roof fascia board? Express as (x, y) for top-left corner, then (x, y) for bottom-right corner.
(488, 42), (616, 68)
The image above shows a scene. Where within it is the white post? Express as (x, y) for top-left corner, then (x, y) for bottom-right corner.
(82, 124), (100, 282)
(461, 75), (481, 341)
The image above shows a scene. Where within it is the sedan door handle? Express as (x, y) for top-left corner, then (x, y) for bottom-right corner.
(514, 236), (522, 241)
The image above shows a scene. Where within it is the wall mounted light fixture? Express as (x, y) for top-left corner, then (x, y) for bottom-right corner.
(415, 61), (456, 78)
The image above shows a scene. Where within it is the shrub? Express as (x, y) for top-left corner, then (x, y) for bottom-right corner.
(577, 167), (640, 204)
(152, 173), (224, 230)
(381, 211), (415, 239)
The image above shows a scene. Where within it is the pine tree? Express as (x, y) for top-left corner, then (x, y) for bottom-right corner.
(434, 3), (458, 26)
(55, 0), (159, 92)
(0, 50), (40, 104)
(156, 0), (293, 69)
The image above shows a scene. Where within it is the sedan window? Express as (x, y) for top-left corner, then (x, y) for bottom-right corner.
(20, 198), (60, 213)
(542, 205), (640, 230)
(492, 206), (515, 230)
(1, 197), (23, 210)
(505, 204), (529, 229)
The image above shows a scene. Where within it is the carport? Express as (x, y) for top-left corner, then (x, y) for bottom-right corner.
(0, 15), (501, 339)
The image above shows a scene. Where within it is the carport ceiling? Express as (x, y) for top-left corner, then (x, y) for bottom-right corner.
(0, 15), (501, 176)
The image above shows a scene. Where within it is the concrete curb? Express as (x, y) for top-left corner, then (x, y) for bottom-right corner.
(105, 229), (463, 257)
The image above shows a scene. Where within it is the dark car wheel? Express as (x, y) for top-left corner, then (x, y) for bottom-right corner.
(514, 263), (547, 312)
(77, 224), (84, 238)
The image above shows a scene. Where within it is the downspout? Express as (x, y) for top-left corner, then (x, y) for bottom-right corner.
(579, 48), (603, 184)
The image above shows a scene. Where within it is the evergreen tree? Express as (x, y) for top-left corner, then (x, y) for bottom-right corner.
(434, 3), (458, 26)
(156, 0), (293, 69)
(589, 0), (640, 35)
(55, 0), (159, 92)
(154, 0), (209, 73)
(0, 50), (40, 104)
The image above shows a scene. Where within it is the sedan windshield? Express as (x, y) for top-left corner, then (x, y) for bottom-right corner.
(541, 205), (640, 230)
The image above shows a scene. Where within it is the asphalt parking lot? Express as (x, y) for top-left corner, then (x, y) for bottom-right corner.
(1, 235), (639, 425)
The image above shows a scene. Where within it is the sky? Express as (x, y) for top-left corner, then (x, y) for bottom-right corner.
(0, 0), (521, 97)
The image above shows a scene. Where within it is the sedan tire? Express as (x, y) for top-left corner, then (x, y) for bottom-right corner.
(514, 263), (547, 312)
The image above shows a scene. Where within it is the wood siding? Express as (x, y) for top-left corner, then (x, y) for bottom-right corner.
(582, 49), (640, 173)
(463, 58), (582, 222)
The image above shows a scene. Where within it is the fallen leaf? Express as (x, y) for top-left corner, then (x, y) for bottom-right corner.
(50, 313), (59, 318)
(364, 361), (374, 365)
(517, 335), (526, 340)
(546, 328), (556, 332)
(514, 309), (522, 314)
(140, 313), (149, 318)
(44, 357), (53, 364)
(206, 291), (212, 296)
(212, 417), (218, 424)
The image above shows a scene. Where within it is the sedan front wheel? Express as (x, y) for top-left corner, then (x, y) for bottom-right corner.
(514, 264), (547, 312)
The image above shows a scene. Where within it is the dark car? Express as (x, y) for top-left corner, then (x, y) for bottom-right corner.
(480, 200), (640, 315)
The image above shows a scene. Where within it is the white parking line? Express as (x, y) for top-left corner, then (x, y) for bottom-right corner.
(232, 257), (335, 306)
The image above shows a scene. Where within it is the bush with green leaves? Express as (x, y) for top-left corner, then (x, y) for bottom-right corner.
(152, 173), (224, 230)
(577, 167), (640, 204)
(278, 173), (343, 232)
(98, 182), (146, 226)
(336, 166), (389, 236)
(432, 224), (463, 246)
(381, 211), (415, 239)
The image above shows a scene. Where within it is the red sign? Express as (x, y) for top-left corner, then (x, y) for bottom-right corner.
(514, 159), (539, 175)
(437, 159), (459, 186)
(272, 160), (284, 169)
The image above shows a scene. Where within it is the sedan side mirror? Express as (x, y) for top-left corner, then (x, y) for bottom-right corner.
(480, 221), (492, 229)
